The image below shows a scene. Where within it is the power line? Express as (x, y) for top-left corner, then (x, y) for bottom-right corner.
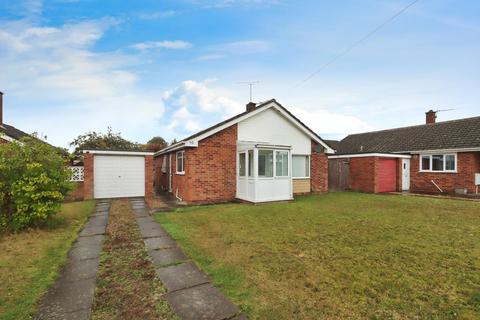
(293, 0), (420, 89)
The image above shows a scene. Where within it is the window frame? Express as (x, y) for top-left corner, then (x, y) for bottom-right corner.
(257, 149), (274, 178)
(176, 150), (185, 175)
(161, 155), (167, 174)
(419, 153), (457, 173)
(292, 154), (310, 179)
(275, 150), (289, 177)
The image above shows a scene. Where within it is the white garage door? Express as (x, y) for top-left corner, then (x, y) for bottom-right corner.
(94, 155), (145, 199)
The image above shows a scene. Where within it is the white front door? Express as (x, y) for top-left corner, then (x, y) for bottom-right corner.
(402, 159), (410, 191)
(94, 155), (145, 198)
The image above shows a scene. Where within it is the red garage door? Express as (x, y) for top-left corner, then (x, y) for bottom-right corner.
(377, 158), (397, 193)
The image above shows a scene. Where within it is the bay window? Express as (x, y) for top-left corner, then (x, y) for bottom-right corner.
(292, 155), (310, 178)
(275, 151), (289, 177)
(258, 150), (273, 177)
(419, 154), (456, 172)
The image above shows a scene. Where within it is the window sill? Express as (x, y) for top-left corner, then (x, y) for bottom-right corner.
(293, 177), (310, 180)
(419, 170), (457, 174)
(176, 172), (185, 175)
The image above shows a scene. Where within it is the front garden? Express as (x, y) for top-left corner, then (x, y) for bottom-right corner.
(157, 193), (480, 319)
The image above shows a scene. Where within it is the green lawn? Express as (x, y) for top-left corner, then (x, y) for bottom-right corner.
(0, 200), (95, 320)
(156, 193), (480, 320)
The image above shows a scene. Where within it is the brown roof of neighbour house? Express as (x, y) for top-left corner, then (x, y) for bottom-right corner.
(158, 99), (334, 155)
(0, 123), (30, 141)
(336, 116), (480, 154)
(324, 140), (340, 151)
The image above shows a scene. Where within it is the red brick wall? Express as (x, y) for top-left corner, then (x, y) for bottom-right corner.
(156, 125), (237, 204)
(410, 152), (480, 193)
(349, 156), (377, 193)
(83, 153), (94, 200)
(310, 140), (328, 192)
(145, 155), (154, 198)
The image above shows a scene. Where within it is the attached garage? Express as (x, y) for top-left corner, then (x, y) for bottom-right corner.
(83, 150), (154, 199)
(328, 153), (411, 193)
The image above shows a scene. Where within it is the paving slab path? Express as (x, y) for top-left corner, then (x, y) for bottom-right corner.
(130, 198), (247, 320)
(34, 200), (111, 320)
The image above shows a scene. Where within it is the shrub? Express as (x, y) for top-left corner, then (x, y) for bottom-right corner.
(0, 137), (72, 232)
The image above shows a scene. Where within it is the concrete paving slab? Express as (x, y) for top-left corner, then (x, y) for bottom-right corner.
(149, 247), (188, 267)
(83, 216), (108, 228)
(156, 262), (208, 292)
(139, 225), (169, 238)
(79, 225), (106, 237)
(167, 283), (239, 320)
(144, 236), (176, 250)
(68, 242), (102, 261)
(74, 234), (104, 247)
(35, 278), (96, 318)
(133, 211), (150, 218)
(135, 216), (156, 224)
(58, 258), (100, 283)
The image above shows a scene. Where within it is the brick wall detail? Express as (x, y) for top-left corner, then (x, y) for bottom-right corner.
(293, 178), (311, 194)
(83, 152), (94, 200)
(310, 140), (328, 192)
(410, 152), (480, 194)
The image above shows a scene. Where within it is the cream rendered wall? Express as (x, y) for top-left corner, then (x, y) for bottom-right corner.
(237, 108), (311, 154)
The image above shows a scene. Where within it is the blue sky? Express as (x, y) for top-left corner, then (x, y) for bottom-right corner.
(0, 0), (479, 148)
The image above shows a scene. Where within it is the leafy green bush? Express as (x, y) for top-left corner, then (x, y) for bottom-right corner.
(0, 137), (72, 232)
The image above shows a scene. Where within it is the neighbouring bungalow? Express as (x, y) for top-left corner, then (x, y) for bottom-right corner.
(328, 110), (480, 195)
(155, 99), (334, 204)
(0, 92), (30, 143)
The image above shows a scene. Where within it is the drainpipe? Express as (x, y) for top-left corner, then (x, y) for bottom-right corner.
(175, 188), (183, 201)
(431, 180), (443, 193)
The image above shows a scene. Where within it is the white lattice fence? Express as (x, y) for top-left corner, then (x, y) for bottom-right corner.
(69, 166), (84, 182)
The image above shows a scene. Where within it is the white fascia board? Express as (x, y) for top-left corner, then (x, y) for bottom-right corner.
(328, 153), (412, 159)
(154, 142), (186, 156)
(187, 101), (334, 153)
(271, 105), (335, 153)
(82, 150), (154, 156)
(397, 147), (480, 154)
(0, 133), (16, 142)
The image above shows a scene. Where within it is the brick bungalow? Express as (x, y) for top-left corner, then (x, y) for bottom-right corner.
(328, 111), (480, 195)
(155, 99), (334, 204)
(0, 91), (30, 143)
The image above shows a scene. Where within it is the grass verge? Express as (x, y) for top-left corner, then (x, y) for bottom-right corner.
(91, 199), (177, 320)
(0, 200), (95, 320)
(156, 192), (480, 320)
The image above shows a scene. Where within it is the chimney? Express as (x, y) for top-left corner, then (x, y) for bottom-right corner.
(246, 102), (256, 112)
(0, 91), (3, 126)
(426, 109), (436, 124)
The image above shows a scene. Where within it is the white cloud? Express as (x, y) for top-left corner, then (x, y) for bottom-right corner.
(161, 80), (243, 138)
(131, 40), (192, 51)
(195, 40), (269, 61)
(0, 16), (164, 148)
(138, 10), (177, 20)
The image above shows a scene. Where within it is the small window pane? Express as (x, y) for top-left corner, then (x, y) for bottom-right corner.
(293, 155), (309, 177)
(248, 150), (254, 177)
(275, 151), (289, 177)
(258, 150), (273, 177)
(445, 155), (455, 171)
(239, 153), (246, 176)
(176, 151), (184, 173)
(421, 155), (430, 171)
(432, 155), (443, 171)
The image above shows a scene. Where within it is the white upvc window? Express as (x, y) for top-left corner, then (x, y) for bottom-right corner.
(258, 150), (274, 177)
(176, 151), (185, 174)
(419, 153), (457, 173)
(275, 150), (289, 177)
(292, 155), (310, 178)
(161, 155), (167, 173)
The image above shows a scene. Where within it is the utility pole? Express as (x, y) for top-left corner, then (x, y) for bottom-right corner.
(239, 81), (260, 102)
